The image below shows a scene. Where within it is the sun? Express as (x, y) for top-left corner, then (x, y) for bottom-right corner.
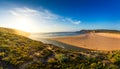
(11, 16), (36, 32)
(8, 15), (47, 33)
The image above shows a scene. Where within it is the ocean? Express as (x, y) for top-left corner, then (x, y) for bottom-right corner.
(30, 32), (81, 38)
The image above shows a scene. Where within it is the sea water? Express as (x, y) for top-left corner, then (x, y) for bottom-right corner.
(31, 32), (81, 38)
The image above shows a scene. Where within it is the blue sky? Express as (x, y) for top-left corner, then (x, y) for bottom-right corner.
(0, 0), (120, 32)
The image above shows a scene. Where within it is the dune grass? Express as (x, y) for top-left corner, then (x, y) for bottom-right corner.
(0, 27), (120, 69)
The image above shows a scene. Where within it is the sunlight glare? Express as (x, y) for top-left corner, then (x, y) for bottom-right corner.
(11, 16), (36, 32)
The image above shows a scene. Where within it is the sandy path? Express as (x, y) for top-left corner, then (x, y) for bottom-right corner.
(50, 33), (120, 51)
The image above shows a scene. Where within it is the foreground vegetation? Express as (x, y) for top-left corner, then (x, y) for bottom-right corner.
(0, 27), (120, 69)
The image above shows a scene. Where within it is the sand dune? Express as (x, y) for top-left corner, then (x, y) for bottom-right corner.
(96, 33), (120, 39)
(50, 33), (120, 51)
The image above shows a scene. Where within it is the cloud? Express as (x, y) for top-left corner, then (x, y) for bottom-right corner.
(9, 7), (38, 16)
(65, 18), (81, 25)
(73, 21), (81, 25)
(9, 7), (81, 25)
(9, 7), (59, 20)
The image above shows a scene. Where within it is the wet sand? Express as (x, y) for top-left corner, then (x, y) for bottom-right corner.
(50, 33), (120, 51)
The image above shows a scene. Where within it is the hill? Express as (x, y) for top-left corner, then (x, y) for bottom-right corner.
(79, 29), (120, 34)
(0, 27), (30, 37)
(0, 27), (120, 69)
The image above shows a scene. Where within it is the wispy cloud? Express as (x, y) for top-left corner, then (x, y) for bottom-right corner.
(9, 7), (38, 16)
(73, 21), (81, 25)
(9, 7), (59, 20)
(65, 18), (81, 25)
(9, 7), (81, 24)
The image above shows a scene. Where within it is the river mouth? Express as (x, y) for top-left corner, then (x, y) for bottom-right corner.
(29, 32), (91, 51)
(29, 37), (91, 51)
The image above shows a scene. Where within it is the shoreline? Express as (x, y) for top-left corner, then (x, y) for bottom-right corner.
(50, 33), (120, 51)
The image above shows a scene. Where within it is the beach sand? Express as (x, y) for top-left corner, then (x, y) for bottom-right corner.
(50, 33), (120, 51)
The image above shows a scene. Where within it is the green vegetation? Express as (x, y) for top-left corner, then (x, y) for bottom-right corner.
(0, 27), (30, 36)
(0, 27), (120, 69)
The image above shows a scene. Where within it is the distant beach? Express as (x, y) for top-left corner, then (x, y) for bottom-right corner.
(50, 33), (120, 51)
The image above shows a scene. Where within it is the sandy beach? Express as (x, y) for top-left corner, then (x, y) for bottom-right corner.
(50, 33), (120, 51)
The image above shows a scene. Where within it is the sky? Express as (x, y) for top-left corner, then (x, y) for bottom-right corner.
(0, 0), (120, 32)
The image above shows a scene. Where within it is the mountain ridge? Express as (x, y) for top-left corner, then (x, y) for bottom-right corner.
(78, 29), (120, 34)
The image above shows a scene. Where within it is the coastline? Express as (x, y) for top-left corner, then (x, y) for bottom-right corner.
(50, 33), (120, 51)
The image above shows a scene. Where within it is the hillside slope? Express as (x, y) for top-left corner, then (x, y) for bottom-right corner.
(0, 27), (30, 37)
(0, 27), (120, 69)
